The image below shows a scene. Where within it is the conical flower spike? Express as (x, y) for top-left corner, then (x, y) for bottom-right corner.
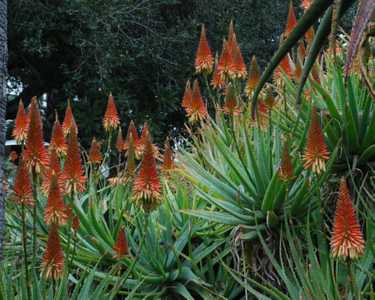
(211, 61), (225, 90)
(217, 40), (233, 78)
(50, 115), (67, 157)
(285, 1), (297, 37)
(88, 137), (103, 164)
(62, 100), (78, 137)
(222, 85), (241, 115)
(23, 97), (49, 173)
(13, 160), (34, 206)
(61, 130), (86, 194)
(181, 80), (193, 112)
(133, 134), (161, 212)
(116, 127), (125, 153)
(187, 80), (208, 123)
(126, 134), (136, 177)
(42, 147), (63, 195)
(331, 178), (365, 259)
(162, 138), (175, 173)
(103, 93), (120, 131)
(303, 108), (329, 174)
(125, 120), (140, 153)
(278, 142), (294, 181)
(41, 224), (64, 280)
(113, 227), (129, 258)
(245, 56), (261, 97)
(195, 25), (213, 73)
(12, 99), (29, 144)
(44, 173), (68, 226)
(274, 54), (294, 80)
(232, 44), (247, 78)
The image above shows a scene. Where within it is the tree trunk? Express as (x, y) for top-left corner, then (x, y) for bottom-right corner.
(0, 0), (7, 260)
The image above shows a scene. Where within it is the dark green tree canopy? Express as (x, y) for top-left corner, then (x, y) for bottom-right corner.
(8, 0), (303, 146)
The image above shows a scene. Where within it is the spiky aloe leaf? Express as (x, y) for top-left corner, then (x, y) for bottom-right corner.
(251, 0), (335, 116)
(296, 0), (356, 104)
(344, 0), (375, 78)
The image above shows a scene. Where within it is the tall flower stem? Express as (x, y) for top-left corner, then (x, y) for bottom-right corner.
(31, 169), (38, 264)
(21, 204), (31, 300)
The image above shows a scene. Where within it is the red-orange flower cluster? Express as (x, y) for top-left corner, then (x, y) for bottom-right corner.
(62, 101), (78, 137)
(41, 224), (64, 280)
(186, 80), (208, 123)
(303, 108), (329, 174)
(195, 25), (214, 73)
(103, 93), (120, 131)
(133, 133), (161, 211)
(222, 85), (241, 115)
(284, 1), (297, 37)
(42, 147), (63, 195)
(12, 99), (29, 144)
(116, 128), (125, 153)
(113, 227), (129, 258)
(50, 116), (67, 157)
(44, 173), (68, 226)
(301, 0), (312, 10)
(23, 97), (49, 173)
(245, 56), (260, 97)
(331, 178), (365, 259)
(61, 131), (86, 194)
(13, 160), (34, 206)
(162, 139), (175, 173)
(181, 80), (192, 112)
(88, 138), (103, 164)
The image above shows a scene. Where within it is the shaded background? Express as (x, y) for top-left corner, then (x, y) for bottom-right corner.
(6, 0), (353, 147)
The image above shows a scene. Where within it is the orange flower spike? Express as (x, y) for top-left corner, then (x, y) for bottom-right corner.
(331, 178), (365, 259)
(195, 25), (214, 74)
(125, 134), (136, 177)
(113, 227), (129, 258)
(187, 80), (208, 123)
(103, 93), (120, 131)
(275, 54), (294, 80)
(61, 130), (86, 194)
(42, 147), (63, 195)
(245, 56), (261, 97)
(44, 173), (68, 226)
(232, 44), (247, 78)
(41, 224), (65, 280)
(133, 134), (162, 211)
(125, 120), (139, 150)
(88, 138), (103, 164)
(211, 62), (225, 90)
(222, 85), (241, 115)
(278, 142), (294, 181)
(116, 128), (125, 153)
(62, 100), (78, 137)
(162, 138), (175, 173)
(12, 99), (29, 144)
(181, 80), (193, 112)
(303, 108), (330, 174)
(217, 40), (233, 78)
(13, 160), (34, 206)
(23, 97), (49, 173)
(301, 0), (312, 11)
(50, 115), (67, 157)
(285, 1), (297, 37)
